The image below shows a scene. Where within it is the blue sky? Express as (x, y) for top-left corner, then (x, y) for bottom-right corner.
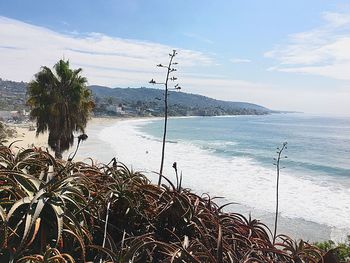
(0, 0), (350, 114)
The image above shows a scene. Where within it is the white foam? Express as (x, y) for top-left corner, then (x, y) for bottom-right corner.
(99, 119), (350, 234)
(206, 140), (237, 147)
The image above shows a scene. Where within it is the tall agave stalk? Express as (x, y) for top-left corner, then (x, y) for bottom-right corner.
(273, 142), (287, 243)
(149, 50), (181, 186)
(67, 133), (88, 161)
(99, 157), (117, 263)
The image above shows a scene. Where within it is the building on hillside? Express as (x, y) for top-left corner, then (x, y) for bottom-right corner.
(106, 105), (126, 115)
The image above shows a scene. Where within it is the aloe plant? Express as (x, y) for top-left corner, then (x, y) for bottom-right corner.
(0, 145), (332, 262)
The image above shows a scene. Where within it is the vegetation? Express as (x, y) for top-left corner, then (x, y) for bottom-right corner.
(1, 78), (271, 122)
(315, 237), (350, 262)
(90, 86), (271, 117)
(0, 56), (340, 262)
(0, 122), (8, 144)
(149, 50), (181, 185)
(0, 145), (337, 262)
(0, 78), (27, 112)
(0, 121), (16, 144)
(27, 60), (94, 159)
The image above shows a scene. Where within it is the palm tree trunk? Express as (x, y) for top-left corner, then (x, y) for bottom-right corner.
(55, 138), (63, 159)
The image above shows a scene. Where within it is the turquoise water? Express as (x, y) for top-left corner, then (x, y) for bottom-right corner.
(92, 113), (350, 241)
(141, 114), (350, 181)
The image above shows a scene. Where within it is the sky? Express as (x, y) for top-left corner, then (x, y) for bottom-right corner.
(0, 0), (349, 114)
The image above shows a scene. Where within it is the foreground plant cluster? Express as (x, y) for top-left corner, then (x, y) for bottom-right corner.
(0, 146), (336, 262)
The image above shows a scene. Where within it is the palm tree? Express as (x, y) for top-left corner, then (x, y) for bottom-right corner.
(0, 121), (8, 144)
(27, 59), (94, 159)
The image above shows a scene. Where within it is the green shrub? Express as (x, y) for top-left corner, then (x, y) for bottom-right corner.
(315, 236), (350, 262)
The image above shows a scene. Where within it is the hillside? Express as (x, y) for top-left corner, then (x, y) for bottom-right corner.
(0, 78), (27, 111)
(91, 85), (271, 116)
(0, 78), (272, 117)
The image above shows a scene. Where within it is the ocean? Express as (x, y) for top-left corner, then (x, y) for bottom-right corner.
(78, 113), (350, 242)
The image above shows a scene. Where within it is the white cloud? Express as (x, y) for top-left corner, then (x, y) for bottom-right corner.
(0, 16), (275, 104)
(322, 11), (350, 28)
(265, 12), (350, 80)
(1, 16), (349, 114)
(229, 58), (251, 63)
(0, 16), (214, 86)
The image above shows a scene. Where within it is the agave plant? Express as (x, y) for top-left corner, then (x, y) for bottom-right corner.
(16, 247), (75, 263)
(0, 145), (333, 262)
(0, 148), (97, 261)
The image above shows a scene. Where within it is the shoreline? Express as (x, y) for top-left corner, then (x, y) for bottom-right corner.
(4, 115), (349, 242)
(1, 112), (301, 150)
(3, 115), (196, 150)
(81, 115), (349, 243)
(4, 116), (132, 150)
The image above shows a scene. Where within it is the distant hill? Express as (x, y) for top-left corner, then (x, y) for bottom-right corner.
(0, 78), (272, 116)
(0, 78), (27, 111)
(90, 85), (271, 115)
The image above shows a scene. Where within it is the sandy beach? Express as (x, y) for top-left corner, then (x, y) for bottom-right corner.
(5, 124), (49, 150)
(4, 117), (121, 153)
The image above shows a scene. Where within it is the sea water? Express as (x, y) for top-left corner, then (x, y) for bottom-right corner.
(87, 113), (350, 241)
